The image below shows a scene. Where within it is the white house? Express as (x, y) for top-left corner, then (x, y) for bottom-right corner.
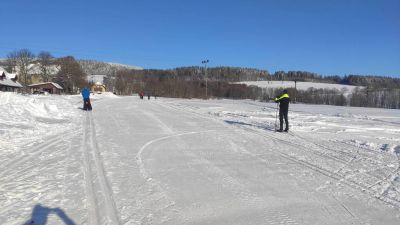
(0, 67), (23, 92)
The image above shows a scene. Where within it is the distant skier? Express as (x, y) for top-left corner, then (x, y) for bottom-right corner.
(274, 89), (290, 132)
(148, 93), (150, 100)
(82, 87), (92, 111)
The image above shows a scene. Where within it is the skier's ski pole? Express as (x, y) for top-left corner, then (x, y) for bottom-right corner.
(275, 103), (279, 131)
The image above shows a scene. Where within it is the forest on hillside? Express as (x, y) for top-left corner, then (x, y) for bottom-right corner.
(110, 67), (400, 109)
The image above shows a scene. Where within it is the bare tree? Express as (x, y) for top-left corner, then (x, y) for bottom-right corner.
(5, 51), (18, 73)
(37, 51), (54, 82)
(10, 49), (35, 91)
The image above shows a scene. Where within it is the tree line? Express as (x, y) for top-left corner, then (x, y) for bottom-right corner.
(111, 68), (262, 99)
(110, 67), (399, 109)
(1, 48), (399, 109)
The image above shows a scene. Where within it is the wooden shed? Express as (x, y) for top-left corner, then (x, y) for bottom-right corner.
(28, 82), (63, 94)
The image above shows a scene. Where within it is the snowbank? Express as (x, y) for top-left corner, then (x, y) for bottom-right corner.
(90, 92), (119, 100)
(0, 92), (64, 118)
(0, 92), (79, 150)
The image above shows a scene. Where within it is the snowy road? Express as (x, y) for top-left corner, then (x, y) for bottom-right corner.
(1, 94), (400, 224)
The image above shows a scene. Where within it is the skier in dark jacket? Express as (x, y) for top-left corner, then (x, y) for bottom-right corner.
(82, 87), (92, 111)
(274, 90), (290, 132)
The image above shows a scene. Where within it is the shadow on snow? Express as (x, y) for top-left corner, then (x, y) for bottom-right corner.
(23, 204), (76, 225)
(224, 119), (275, 131)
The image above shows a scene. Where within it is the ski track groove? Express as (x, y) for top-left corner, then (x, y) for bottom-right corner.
(248, 104), (395, 168)
(81, 112), (121, 225)
(310, 138), (391, 168)
(161, 100), (400, 210)
(244, 125), (400, 209)
(242, 104), (400, 202)
(88, 111), (121, 225)
(331, 140), (400, 190)
(284, 129), (400, 197)
(237, 118), (390, 175)
(267, 132), (397, 185)
(375, 153), (400, 198)
(82, 112), (100, 225)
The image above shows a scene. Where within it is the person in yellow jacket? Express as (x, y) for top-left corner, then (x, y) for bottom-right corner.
(274, 90), (290, 132)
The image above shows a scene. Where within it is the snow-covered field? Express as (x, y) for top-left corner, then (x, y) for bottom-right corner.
(1, 92), (400, 224)
(237, 81), (362, 94)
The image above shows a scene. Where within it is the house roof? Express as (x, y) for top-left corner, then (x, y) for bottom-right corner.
(0, 67), (23, 88)
(6, 72), (17, 79)
(28, 82), (63, 90)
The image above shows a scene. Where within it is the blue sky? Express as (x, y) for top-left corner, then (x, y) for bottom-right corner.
(1, 0), (399, 76)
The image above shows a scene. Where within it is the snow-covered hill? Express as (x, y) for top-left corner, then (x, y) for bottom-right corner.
(105, 62), (143, 70)
(238, 81), (362, 94)
(0, 58), (142, 76)
(78, 60), (142, 75)
(1, 93), (400, 224)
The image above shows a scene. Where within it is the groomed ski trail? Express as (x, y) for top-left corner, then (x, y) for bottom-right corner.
(82, 112), (120, 225)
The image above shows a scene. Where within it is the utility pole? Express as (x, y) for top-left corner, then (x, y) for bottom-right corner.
(294, 80), (297, 103)
(202, 59), (209, 98)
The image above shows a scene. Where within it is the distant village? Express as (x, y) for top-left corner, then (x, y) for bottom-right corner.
(0, 49), (144, 96)
(0, 57), (117, 94)
(1, 65), (107, 95)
